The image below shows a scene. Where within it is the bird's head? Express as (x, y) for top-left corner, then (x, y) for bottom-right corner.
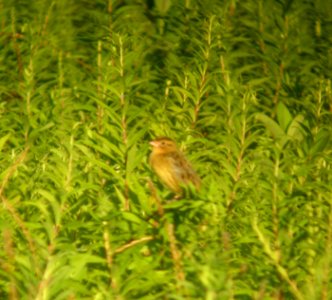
(149, 137), (178, 154)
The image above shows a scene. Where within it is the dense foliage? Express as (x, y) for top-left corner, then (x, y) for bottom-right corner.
(0, 0), (331, 299)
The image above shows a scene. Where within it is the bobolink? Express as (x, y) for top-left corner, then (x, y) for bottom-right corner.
(149, 137), (201, 195)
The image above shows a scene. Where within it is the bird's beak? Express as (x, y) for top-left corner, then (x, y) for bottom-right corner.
(149, 140), (159, 147)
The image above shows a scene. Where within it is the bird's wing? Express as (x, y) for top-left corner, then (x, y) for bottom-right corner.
(169, 152), (201, 187)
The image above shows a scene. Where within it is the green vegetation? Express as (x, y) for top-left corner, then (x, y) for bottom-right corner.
(1, 0), (331, 299)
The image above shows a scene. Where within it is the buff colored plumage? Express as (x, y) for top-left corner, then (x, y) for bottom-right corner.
(149, 137), (201, 194)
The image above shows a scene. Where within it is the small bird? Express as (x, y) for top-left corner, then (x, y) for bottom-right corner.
(149, 137), (201, 195)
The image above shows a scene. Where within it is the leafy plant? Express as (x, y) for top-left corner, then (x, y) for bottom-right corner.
(0, 0), (331, 299)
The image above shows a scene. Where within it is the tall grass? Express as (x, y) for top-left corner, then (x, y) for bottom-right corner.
(0, 0), (331, 299)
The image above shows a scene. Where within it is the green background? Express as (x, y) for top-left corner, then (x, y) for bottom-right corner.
(0, 0), (331, 299)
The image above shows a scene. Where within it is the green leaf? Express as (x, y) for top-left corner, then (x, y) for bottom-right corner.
(256, 113), (285, 140)
(277, 102), (292, 132)
(310, 128), (331, 155)
(121, 211), (145, 224)
(287, 114), (304, 141)
(0, 133), (11, 152)
(155, 0), (172, 15)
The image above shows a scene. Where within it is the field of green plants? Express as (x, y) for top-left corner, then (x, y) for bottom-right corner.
(0, 0), (331, 299)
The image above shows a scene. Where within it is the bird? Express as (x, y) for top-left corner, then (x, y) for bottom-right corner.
(149, 137), (201, 195)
